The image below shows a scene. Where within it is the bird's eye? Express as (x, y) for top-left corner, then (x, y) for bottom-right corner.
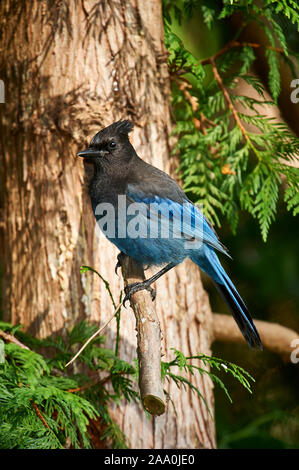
(108, 141), (116, 150)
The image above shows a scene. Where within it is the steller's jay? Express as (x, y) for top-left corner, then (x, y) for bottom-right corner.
(78, 120), (262, 349)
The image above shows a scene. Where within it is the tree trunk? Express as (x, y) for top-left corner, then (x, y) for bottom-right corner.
(0, 0), (216, 448)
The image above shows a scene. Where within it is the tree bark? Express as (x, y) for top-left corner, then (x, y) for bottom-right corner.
(0, 0), (216, 448)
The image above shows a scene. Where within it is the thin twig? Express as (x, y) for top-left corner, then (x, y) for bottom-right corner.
(31, 400), (63, 448)
(171, 40), (284, 74)
(65, 302), (122, 368)
(67, 371), (126, 393)
(31, 400), (50, 429)
(200, 39), (284, 66)
(81, 265), (118, 309)
(0, 328), (30, 350)
(209, 57), (261, 160)
(210, 57), (249, 143)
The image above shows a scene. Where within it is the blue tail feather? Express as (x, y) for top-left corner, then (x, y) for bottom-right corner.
(190, 247), (262, 349)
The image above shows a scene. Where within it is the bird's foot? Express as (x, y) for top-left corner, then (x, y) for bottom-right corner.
(115, 252), (126, 276)
(123, 281), (156, 307)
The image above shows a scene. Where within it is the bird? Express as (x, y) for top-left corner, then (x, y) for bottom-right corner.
(77, 119), (262, 349)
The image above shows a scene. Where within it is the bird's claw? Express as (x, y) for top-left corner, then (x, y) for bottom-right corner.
(123, 282), (156, 307)
(115, 252), (126, 276)
(115, 260), (121, 276)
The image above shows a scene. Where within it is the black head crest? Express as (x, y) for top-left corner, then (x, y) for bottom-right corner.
(89, 120), (134, 147)
(113, 120), (134, 135)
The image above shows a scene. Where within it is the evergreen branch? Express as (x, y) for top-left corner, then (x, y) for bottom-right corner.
(171, 75), (199, 112)
(65, 301), (122, 368)
(209, 57), (262, 162)
(161, 348), (255, 414)
(200, 39), (285, 66)
(0, 317), (259, 448)
(30, 400), (51, 430)
(164, 1), (299, 239)
(13, 357), (65, 449)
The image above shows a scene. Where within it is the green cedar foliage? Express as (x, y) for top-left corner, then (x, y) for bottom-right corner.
(163, 0), (299, 240)
(0, 321), (255, 448)
(0, 270), (255, 449)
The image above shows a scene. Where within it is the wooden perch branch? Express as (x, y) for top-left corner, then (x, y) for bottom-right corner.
(212, 313), (299, 361)
(121, 256), (165, 416)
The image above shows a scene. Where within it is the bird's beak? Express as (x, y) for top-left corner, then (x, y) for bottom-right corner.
(77, 148), (110, 158)
(77, 148), (102, 158)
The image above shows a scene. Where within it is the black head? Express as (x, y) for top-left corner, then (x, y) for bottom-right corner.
(77, 120), (135, 168)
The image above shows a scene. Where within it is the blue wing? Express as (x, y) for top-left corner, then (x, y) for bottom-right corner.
(127, 183), (229, 257)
